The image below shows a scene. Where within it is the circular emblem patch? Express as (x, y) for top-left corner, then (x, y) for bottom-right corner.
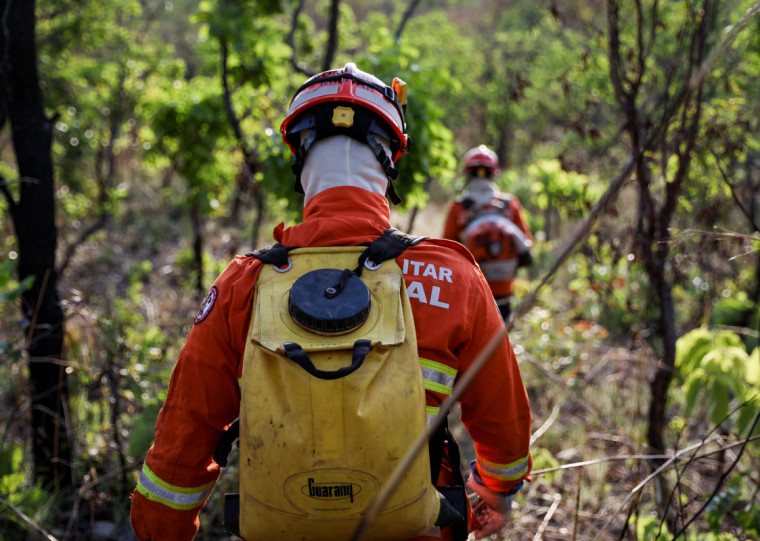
(194, 286), (218, 324)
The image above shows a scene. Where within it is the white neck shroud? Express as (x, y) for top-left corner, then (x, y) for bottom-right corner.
(300, 135), (390, 206)
(463, 178), (496, 208)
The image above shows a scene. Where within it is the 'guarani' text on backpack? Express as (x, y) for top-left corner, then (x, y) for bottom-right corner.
(217, 229), (466, 541)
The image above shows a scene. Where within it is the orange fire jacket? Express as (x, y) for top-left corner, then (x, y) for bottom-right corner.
(442, 194), (533, 297)
(130, 187), (532, 541)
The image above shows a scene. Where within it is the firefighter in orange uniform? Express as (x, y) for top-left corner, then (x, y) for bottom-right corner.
(130, 64), (532, 541)
(442, 145), (533, 321)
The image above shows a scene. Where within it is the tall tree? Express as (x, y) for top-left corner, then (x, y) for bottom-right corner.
(0, 0), (73, 492)
(606, 0), (714, 504)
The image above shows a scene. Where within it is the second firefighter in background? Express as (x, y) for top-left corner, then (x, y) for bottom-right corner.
(442, 145), (533, 321)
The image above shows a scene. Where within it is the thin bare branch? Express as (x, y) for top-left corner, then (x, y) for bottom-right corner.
(219, 35), (268, 239)
(673, 407), (760, 538)
(634, 0), (645, 91)
(589, 396), (760, 539)
(688, 0), (760, 95)
(220, 38), (255, 167)
(606, 0), (634, 109)
(57, 214), (107, 275)
(395, 0), (422, 41)
(658, 1), (710, 241)
(0, 495), (58, 541)
(287, 0), (314, 77)
(322, 0), (339, 71)
(520, 349), (614, 433)
(572, 470), (582, 541)
(713, 150), (760, 232)
(533, 493), (561, 541)
(530, 403), (560, 446)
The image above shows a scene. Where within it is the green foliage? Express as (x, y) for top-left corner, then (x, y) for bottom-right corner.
(0, 259), (32, 363)
(710, 292), (760, 350)
(705, 476), (760, 538)
(525, 159), (605, 232)
(286, 8), (462, 210)
(190, 0), (301, 217)
(0, 445), (24, 495)
(0, 445), (54, 538)
(675, 328), (760, 436)
(39, 0), (183, 226)
(561, 239), (653, 337)
(629, 512), (751, 541)
(145, 79), (236, 211)
(0, 258), (33, 305)
(530, 447), (560, 484)
(630, 515), (671, 541)
(129, 403), (162, 459)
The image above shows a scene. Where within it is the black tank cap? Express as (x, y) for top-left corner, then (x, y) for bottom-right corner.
(288, 269), (371, 335)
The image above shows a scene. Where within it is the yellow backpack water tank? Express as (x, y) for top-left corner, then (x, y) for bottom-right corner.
(238, 246), (441, 540)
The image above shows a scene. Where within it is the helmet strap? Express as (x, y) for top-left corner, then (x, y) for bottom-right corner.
(288, 107), (404, 204)
(365, 124), (402, 205)
(292, 128), (317, 194)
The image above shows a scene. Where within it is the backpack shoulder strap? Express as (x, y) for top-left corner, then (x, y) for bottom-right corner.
(457, 196), (475, 209)
(352, 228), (426, 277)
(359, 228), (427, 267)
(245, 243), (296, 267)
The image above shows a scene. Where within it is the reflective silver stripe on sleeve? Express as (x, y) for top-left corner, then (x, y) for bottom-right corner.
(420, 358), (457, 395)
(478, 454), (531, 482)
(426, 406), (440, 427)
(137, 464), (214, 511)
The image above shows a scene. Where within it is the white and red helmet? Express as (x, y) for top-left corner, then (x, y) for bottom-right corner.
(463, 145), (500, 178)
(280, 63), (410, 203)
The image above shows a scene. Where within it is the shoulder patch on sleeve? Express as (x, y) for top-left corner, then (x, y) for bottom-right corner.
(194, 285), (219, 324)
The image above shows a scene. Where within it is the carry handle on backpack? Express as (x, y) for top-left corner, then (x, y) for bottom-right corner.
(281, 339), (371, 380)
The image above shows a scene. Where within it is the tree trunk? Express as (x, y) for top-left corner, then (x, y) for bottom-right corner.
(191, 198), (205, 293)
(646, 258), (677, 454)
(0, 0), (74, 491)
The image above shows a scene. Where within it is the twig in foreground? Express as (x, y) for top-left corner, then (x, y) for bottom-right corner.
(0, 495), (58, 541)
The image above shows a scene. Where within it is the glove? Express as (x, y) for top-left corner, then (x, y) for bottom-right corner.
(467, 461), (525, 539)
(466, 474), (509, 539)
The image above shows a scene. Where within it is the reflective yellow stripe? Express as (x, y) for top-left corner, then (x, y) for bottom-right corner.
(420, 358), (457, 395)
(136, 463), (214, 511)
(478, 454), (530, 481)
(426, 405), (439, 426)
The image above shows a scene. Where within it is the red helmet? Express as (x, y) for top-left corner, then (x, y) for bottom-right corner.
(463, 145), (500, 177)
(279, 63), (410, 204)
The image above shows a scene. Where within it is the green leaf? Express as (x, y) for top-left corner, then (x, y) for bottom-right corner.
(676, 328), (714, 375)
(748, 347), (760, 385)
(0, 445), (25, 493)
(128, 404), (162, 459)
